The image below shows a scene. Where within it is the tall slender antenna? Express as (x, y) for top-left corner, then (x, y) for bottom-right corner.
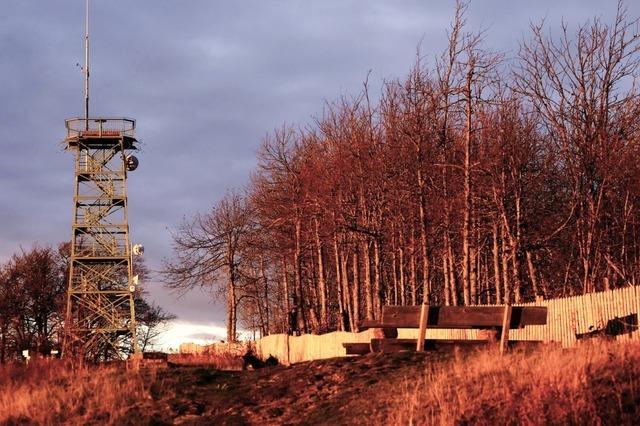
(84, 0), (90, 130)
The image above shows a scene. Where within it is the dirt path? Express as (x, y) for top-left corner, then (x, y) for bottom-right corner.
(133, 351), (451, 425)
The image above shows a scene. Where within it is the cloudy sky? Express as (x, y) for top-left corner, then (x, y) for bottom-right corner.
(1, 1), (637, 349)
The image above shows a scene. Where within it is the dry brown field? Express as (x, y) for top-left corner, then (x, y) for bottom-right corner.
(1, 341), (638, 425)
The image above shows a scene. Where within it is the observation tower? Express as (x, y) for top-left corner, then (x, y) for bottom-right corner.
(62, 0), (142, 361)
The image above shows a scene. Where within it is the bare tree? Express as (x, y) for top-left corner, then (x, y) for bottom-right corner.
(515, 0), (640, 293)
(163, 191), (252, 342)
(164, 1), (640, 337)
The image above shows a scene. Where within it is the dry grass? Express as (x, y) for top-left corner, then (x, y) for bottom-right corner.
(0, 352), (245, 424)
(391, 341), (640, 425)
(0, 360), (152, 425)
(2, 341), (639, 424)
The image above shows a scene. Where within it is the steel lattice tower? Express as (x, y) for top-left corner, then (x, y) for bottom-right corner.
(61, 1), (142, 361)
(62, 118), (140, 361)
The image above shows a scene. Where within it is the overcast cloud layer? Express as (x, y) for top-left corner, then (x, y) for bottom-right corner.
(1, 1), (638, 345)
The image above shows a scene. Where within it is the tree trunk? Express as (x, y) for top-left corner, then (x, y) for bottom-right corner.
(462, 63), (474, 306)
(447, 234), (458, 306)
(373, 239), (382, 318)
(470, 205), (479, 305)
(227, 279), (236, 342)
(399, 246), (406, 305)
(409, 229), (417, 305)
(281, 258), (290, 331)
(511, 240), (522, 304)
(526, 250), (540, 298)
(260, 255), (270, 335)
(418, 188), (431, 304)
(341, 247), (353, 332)
(314, 217), (328, 329)
(362, 240), (374, 320)
(481, 253), (489, 305)
(226, 243), (238, 342)
(352, 250), (360, 332)
(391, 250), (399, 305)
(501, 223), (511, 304)
(493, 221), (502, 304)
(294, 214), (307, 333)
(470, 247), (477, 305)
(512, 194), (522, 303)
(306, 268), (320, 333)
(443, 250), (451, 306)
(333, 233), (344, 331)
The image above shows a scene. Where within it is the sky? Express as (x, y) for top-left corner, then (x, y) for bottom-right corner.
(1, 0), (638, 350)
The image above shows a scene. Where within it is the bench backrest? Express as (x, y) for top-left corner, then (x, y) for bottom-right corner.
(381, 305), (547, 329)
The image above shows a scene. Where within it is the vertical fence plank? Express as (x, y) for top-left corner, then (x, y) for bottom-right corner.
(624, 287), (631, 316)
(594, 292), (601, 331)
(604, 291), (610, 328)
(567, 296), (572, 345)
(557, 297), (563, 346)
(585, 293), (596, 332)
(550, 298), (557, 343)
(600, 291), (605, 326)
(559, 297), (565, 346)
(581, 294), (587, 334)
(576, 294), (582, 335)
(566, 296), (573, 346)
(562, 297), (568, 344)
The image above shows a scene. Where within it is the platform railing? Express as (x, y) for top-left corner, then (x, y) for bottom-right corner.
(65, 117), (136, 139)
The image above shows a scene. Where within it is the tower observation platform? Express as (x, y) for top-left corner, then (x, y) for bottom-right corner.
(63, 117), (141, 361)
(65, 117), (137, 148)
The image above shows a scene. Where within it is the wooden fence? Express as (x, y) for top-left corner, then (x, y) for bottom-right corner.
(256, 285), (640, 363)
(255, 329), (378, 364)
(510, 284), (640, 347)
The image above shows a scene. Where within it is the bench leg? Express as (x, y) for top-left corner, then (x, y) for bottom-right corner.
(500, 304), (512, 354)
(416, 303), (429, 351)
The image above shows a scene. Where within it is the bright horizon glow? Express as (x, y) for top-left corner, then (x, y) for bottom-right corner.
(150, 320), (254, 352)
(151, 320), (227, 352)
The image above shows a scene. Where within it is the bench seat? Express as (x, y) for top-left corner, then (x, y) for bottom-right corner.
(343, 304), (548, 356)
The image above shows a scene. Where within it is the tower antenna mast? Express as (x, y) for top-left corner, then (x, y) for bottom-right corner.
(84, 0), (90, 130)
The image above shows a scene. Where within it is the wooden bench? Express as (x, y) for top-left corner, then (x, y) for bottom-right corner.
(343, 304), (547, 355)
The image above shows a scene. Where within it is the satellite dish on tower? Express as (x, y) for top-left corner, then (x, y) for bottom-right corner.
(126, 155), (139, 171)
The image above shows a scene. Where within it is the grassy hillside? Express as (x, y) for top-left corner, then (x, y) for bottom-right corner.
(391, 340), (640, 425)
(0, 360), (149, 425)
(1, 341), (639, 425)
